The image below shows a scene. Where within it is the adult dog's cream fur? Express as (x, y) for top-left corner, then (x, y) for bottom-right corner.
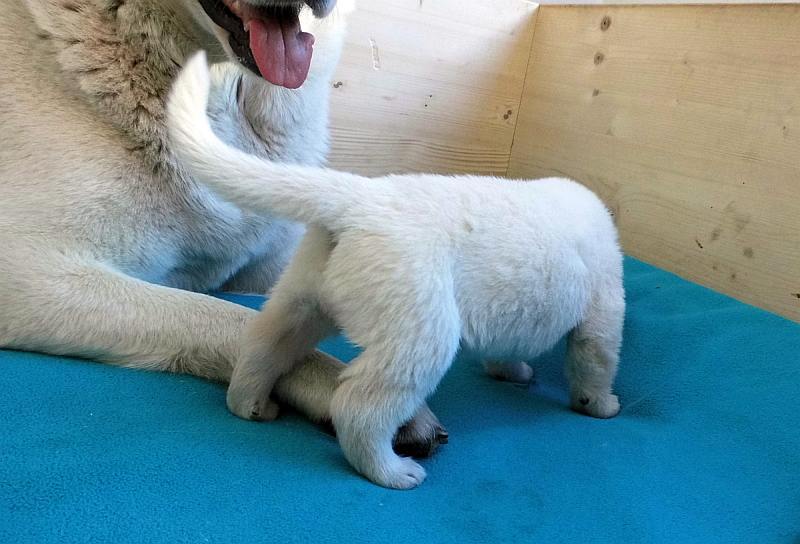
(0, 0), (447, 453)
(168, 53), (626, 489)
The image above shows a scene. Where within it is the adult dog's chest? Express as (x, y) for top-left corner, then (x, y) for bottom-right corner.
(133, 72), (328, 292)
(152, 148), (321, 291)
(166, 183), (282, 286)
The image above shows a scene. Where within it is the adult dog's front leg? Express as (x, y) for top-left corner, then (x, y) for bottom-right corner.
(0, 249), (448, 453)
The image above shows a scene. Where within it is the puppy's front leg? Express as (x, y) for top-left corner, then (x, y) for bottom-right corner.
(566, 282), (625, 419)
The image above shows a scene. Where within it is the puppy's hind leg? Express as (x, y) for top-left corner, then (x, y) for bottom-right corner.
(329, 286), (461, 489)
(227, 227), (335, 421)
(331, 338), (459, 489)
(566, 279), (625, 419)
(227, 293), (335, 421)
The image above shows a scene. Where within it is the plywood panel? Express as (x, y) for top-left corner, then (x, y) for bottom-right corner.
(328, 0), (537, 176)
(509, 4), (800, 321)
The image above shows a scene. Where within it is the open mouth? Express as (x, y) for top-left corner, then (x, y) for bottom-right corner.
(197, 0), (318, 89)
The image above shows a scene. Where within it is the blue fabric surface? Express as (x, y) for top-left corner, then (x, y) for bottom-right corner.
(1, 258), (798, 543)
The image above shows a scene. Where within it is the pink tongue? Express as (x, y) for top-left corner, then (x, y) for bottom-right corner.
(248, 17), (314, 89)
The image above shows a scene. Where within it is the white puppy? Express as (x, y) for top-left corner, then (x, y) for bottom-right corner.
(167, 53), (626, 490)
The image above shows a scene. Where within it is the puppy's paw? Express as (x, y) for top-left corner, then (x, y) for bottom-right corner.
(226, 385), (280, 422)
(370, 457), (427, 490)
(571, 392), (620, 419)
(393, 404), (449, 458)
(484, 360), (534, 384)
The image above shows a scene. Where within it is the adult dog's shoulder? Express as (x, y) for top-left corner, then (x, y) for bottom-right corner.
(17, 0), (196, 162)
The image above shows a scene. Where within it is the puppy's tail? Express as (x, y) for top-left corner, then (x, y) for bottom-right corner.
(167, 52), (369, 229)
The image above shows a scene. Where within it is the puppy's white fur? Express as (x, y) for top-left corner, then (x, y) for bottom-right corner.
(168, 53), (626, 489)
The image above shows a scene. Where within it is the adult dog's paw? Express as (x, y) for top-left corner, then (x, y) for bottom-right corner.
(393, 404), (449, 458)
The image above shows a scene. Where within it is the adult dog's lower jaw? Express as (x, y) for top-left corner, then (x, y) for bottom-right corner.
(197, 0), (338, 87)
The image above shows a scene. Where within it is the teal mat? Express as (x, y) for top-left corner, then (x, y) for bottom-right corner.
(1, 258), (798, 543)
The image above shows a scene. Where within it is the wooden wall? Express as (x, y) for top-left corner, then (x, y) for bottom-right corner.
(328, 0), (538, 176)
(508, 4), (800, 322)
(328, 2), (800, 322)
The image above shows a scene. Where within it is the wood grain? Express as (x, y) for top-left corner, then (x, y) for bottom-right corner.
(508, 4), (800, 321)
(327, 0), (538, 176)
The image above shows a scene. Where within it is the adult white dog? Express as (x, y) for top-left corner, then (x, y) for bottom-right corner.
(0, 0), (447, 454)
(168, 52), (626, 489)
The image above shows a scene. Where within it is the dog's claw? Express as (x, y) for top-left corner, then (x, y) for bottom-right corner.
(320, 405), (448, 459)
(392, 406), (448, 458)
